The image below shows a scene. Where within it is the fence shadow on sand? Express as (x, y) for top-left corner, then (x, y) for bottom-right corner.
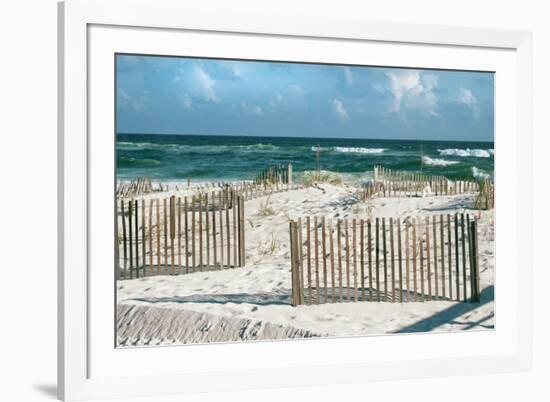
(393, 285), (494, 333)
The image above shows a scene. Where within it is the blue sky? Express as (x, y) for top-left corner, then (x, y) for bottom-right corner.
(116, 55), (494, 142)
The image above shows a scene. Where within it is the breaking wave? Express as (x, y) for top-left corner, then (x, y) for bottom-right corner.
(471, 166), (491, 180)
(422, 156), (459, 167)
(333, 147), (386, 154)
(438, 148), (492, 158)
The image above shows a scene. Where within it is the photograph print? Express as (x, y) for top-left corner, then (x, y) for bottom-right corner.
(115, 54), (495, 347)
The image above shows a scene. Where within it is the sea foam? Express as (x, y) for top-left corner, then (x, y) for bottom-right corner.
(333, 147), (386, 154)
(471, 166), (491, 180)
(438, 148), (492, 158)
(422, 156), (459, 167)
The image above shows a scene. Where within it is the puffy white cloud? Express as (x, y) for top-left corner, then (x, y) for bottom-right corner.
(332, 98), (349, 120)
(458, 87), (477, 106)
(193, 65), (220, 102)
(386, 70), (439, 115)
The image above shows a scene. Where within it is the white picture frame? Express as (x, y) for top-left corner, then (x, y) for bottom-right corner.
(58, 0), (533, 400)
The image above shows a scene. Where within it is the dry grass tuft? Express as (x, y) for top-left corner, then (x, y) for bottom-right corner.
(258, 196), (276, 216)
(300, 170), (343, 186)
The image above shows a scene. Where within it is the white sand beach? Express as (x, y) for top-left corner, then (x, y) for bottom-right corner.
(116, 181), (494, 346)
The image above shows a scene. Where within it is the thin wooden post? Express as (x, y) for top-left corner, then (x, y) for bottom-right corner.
(353, 218), (358, 302)
(438, 214), (445, 299)
(128, 201), (133, 279)
(218, 191), (223, 269)
(322, 217), (328, 303)
(405, 220), (410, 302)
(419, 222), (425, 302)
(226, 192), (230, 268)
(470, 220), (480, 302)
(314, 216), (320, 304)
(205, 194), (210, 268)
(290, 221), (301, 306)
(170, 196), (175, 274)
(447, 214), (452, 300)
(306, 216), (312, 304)
(183, 197), (189, 273)
(163, 198), (167, 274)
(177, 197), (181, 274)
(376, 218), (380, 302)
(134, 200), (139, 278)
(397, 219), (403, 302)
(330, 220), (336, 303)
(156, 199), (160, 274)
(191, 196), (196, 271)
(233, 191), (237, 268)
(360, 219), (365, 302)
(431, 216), (438, 300)
(425, 217), (431, 301)
(461, 213), (467, 301)
(297, 218), (304, 304)
(148, 199), (153, 276)
(454, 213), (460, 300)
(239, 196), (245, 267)
(121, 200), (127, 279)
(198, 195), (203, 270)
(345, 219), (351, 302)
(382, 218), (388, 302)
(412, 218), (418, 301)
(142, 199), (146, 277)
(390, 218), (395, 302)
(337, 219), (343, 302)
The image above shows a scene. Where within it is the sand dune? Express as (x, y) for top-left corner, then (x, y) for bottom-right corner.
(117, 182), (494, 346)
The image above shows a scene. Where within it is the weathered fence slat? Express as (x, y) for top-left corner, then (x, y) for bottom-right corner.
(314, 216), (320, 304)
(337, 219), (343, 303)
(306, 216), (312, 305)
(330, 220), (336, 304)
(322, 217), (328, 303)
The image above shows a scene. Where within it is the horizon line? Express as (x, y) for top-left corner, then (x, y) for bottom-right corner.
(116, 132), (494, 144)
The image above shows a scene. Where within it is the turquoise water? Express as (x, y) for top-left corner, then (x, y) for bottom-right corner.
(116, 134), (494, 182)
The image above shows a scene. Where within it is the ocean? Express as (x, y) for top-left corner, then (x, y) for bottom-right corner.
(116, 134), (494, 183)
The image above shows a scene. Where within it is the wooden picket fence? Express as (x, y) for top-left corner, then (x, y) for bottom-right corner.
(254, 163), (293, 186)
(360, 165), (489, 201)
(289, 214), (480, 306)
(116, 190), (245, 280)
(374, 165), (447, 182)
(116, 177), (154, 198)
(476, 178), (495, 210)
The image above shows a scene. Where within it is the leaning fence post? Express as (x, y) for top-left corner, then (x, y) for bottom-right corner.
(469, 220), (480, 302)
(239, 195), (245, 267)
(290, 220), (302, 306)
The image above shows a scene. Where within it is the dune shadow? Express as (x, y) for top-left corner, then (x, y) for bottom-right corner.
(130, 290), (293, 306)
(423, 198), (478, 212)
